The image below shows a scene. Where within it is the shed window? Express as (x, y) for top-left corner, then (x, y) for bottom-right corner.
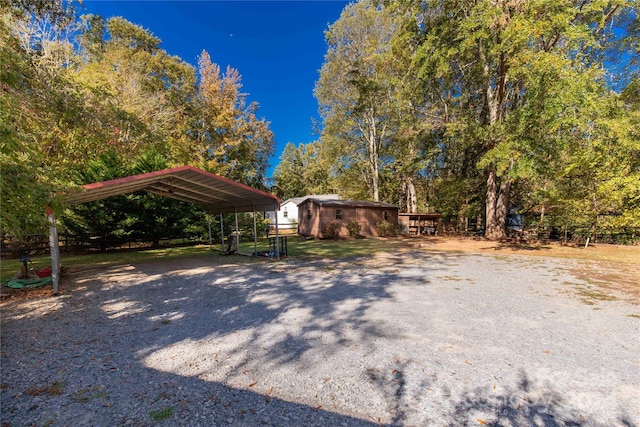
(306, 209), (311, 219)
(335, 209), (343, 220)
(383, 211), (388, 221)
(283, 208), (288, 218)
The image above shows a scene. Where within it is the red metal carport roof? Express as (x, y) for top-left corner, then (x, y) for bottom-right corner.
(65, 165), (280, 214)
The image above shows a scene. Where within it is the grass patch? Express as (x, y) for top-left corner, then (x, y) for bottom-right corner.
(296, 237), (405, 258)
(240, 236), (401, 260)
(1, 245), (215, 282)
(575, 286), (617, 305)
(3, 236), (638, 287)
(150, 406), (174, 421)
(71, 386), (108, 402)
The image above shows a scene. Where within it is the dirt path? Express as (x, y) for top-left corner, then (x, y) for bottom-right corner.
(399, 237), (640, 304)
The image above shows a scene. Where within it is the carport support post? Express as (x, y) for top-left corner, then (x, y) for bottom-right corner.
(253, 209), (257, 257)
(275, 209), (280, 260)
(207, 214), (213, 251)
(220, 213), (225, 252)
(234, 211), (240, 254)
(46, 207), (60, 295)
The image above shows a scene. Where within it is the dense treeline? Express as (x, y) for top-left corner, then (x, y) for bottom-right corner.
(1, 1), (274, 243)
(275, 0), (639, 242)
(2, 1), (638, 246)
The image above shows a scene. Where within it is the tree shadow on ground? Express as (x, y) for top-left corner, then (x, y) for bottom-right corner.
(1, 253), (437, 425)
(1, 252), (637, 426)
(364, 366), (638, 427)
(448, 372), (638, 427)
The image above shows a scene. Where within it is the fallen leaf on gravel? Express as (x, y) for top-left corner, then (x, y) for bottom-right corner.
(267, 386), (273, 395)
(543, 349), (552, 354)
(368, 416), (382, 425)
(248, 382), (257, 387)
(464, 360), (473, 365)
(477, 419), (487, 425)
(392, 369), (398, 374)
(316, 405), (322, 410)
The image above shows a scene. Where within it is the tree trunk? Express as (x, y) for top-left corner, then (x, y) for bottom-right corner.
(366, 112), (380, 202)
(406, 176), (417, 213)
(495, 180), (511, 236)
(485, 169), (510, 240)
(371, 162), (380, 201)
(480, 30), (511, 241)
(485, 169), (498, 237)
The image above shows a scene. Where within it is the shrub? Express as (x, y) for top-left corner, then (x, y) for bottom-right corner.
(321, 221), (343, 240)
(346, 220), (361, 237)
(376, 220), (397, 237)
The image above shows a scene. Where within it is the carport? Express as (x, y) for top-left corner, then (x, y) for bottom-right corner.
(48, 165), (281, 294)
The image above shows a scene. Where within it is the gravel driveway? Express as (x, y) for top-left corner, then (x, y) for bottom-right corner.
(1, 250), (638, 426)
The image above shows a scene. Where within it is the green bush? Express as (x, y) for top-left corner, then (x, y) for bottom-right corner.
(376, 220), (397, 237)
(321, 221), (343, 240)
(346, 220), (361, 237)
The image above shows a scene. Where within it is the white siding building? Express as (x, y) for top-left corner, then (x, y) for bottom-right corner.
(265, 194), (340, 232)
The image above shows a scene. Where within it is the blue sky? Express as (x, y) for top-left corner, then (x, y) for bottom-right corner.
(80, 1), (350, 177)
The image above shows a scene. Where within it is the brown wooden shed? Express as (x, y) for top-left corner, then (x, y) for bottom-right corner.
(297, 198), (399, 238)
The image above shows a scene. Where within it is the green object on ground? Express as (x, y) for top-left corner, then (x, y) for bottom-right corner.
(6, 277), (53, 289)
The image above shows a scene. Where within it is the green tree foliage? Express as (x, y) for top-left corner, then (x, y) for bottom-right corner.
(61, 152), (134, 251)
(553, 83), (640, 241)
(0, 3), (79, 238)
(75, 16), (199, 166)
(272, 141), (335, 198)
(1, 5), (276, 242)
(272, 142), (310, 198)
(314, 0), (637, 240)
(407, 0), (633, 238)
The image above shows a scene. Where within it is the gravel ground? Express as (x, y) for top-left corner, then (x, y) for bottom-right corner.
(1, 250), (639, 426)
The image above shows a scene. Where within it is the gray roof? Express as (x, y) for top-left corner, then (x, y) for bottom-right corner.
(303, 198), (398, 209)
(282, 194), (341, 206)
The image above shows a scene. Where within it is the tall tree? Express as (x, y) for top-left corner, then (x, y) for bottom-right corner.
(272, 142), (310, 199)
(553, 78), (640, 242)
(315, 0), (400, 201)
(75, 16), (198, 166)
(0, 2), (81, 238)
(273, 141), (334, 198)
(404, 0), (633, 238)
(197, 50), (275, 187)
